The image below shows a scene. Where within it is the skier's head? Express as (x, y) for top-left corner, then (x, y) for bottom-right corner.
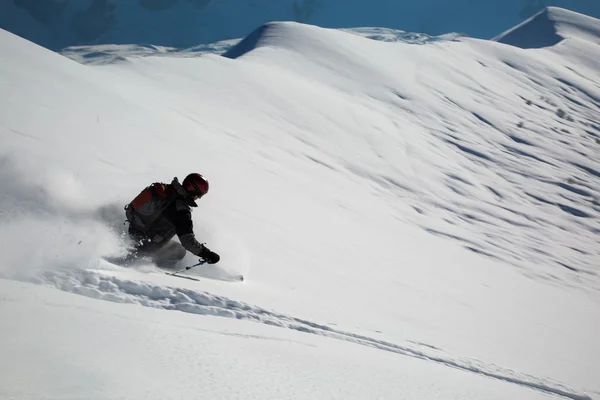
(182, 173), (209, 200)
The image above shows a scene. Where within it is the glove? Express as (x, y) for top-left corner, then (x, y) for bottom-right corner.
(199, 245), (220, 264)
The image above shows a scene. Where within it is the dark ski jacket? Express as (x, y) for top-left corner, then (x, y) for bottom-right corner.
(130, 178), (205, 256)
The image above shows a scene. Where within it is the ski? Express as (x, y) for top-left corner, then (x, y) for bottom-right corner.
(165, 271), (244, 282)
(165, 272), (201, 281)
(226, 274), (245, 282)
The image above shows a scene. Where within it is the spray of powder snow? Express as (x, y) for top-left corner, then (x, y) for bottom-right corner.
(0, 156), (126, 280)
(0, 155), (252, 283)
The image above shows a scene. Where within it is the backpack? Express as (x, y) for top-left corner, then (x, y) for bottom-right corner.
(125, 183), (175, 232)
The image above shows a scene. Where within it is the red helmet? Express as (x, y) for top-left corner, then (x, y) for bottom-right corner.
(182, 173), (209, 199)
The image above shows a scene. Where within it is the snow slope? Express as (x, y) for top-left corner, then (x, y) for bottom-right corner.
(0, 280), (565, 400)
(1, 7), (599, 400)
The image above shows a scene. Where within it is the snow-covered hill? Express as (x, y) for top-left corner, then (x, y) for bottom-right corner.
(2, 0), (600, 51)
(1, 6), (599, 400)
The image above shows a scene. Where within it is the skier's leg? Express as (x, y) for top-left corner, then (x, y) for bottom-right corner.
(151, 241), (186, 268)
(111, 227), (161, 265)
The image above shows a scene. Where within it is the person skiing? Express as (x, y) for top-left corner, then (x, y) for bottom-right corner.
(121, 173), (220, 267)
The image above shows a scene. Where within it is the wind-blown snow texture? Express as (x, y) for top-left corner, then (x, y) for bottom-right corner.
(1, 6), (599, 400)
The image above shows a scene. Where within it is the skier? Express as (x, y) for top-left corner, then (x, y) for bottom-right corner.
(121, 173), (220, 267)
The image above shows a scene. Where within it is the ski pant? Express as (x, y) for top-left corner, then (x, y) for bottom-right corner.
(128, 227), (186, 267)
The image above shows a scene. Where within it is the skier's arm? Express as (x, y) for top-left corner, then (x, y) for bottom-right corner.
(172, 201), (204, 255)
(172, 200), (220, 263)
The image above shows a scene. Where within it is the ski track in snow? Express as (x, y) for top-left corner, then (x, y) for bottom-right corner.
(28, 267), (593, 400)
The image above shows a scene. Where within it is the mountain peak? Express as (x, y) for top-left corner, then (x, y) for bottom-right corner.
(493, 6), (600, 49)
(222, 22), (332, 59)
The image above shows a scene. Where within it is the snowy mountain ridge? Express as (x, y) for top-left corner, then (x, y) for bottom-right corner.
(209, 17), (600, 288)
(58, 27), (453, 66)
(1, 6), (599, 400)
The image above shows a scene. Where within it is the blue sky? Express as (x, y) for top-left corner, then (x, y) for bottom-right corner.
(1, 0), (599, 49)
